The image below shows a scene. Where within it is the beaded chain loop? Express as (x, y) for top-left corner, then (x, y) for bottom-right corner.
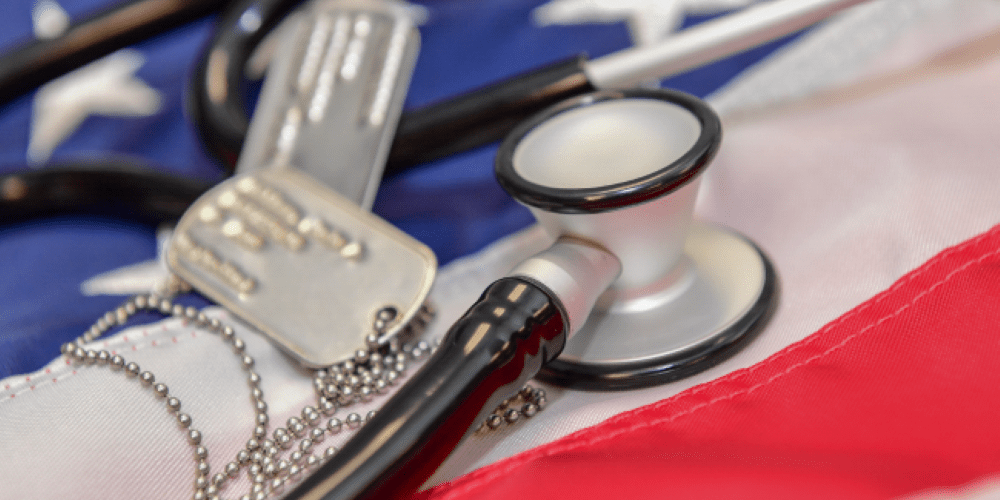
(478, 386), (548, 433)
(61, 294), (546, 500)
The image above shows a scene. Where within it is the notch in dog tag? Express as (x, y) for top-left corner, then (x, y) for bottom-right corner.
(166, 169), (436, 367)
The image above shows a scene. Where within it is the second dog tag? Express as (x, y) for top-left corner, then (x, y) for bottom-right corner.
(166, 169), (436, 367)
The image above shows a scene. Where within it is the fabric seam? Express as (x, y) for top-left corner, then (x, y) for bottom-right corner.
(431, 227), (1000, 499)
(0, 312), (231, 401)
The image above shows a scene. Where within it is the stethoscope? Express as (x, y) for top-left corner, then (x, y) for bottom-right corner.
(0, 0), (868, 498)
(286, 86), (778, 500)
(1, 0), (870, 225)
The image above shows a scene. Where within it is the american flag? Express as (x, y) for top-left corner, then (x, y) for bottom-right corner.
(3, 0), (1000, 498)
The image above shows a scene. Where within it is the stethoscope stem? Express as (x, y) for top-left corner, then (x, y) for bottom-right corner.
(0, 0), (871, 173)
(587, 0), (871, 88)
(385, 0), (872, 172)
(286, 277), (567, 500)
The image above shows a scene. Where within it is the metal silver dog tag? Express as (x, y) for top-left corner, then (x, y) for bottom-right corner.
(237, 0), (421, 209)
(167, 169), (436, 367)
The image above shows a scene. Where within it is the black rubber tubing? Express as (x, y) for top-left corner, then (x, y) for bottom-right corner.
(0, 0), (230, 109)
(285, 277), (567, 500)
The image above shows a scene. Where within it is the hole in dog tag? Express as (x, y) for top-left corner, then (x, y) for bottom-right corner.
(167, 169), (436, 367)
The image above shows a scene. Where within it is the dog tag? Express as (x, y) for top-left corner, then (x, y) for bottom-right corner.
(166, 169), (436, 367)
(237, 0), (421, 209)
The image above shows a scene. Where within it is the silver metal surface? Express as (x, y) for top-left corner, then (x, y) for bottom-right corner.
(510, 97), (704, 291)
(559, 222), (767, 364)
(530, 180), (700, 291)
(586, 0), (871, 89)
(509, 237), (621, 337)
(236, 0), (420, 209)
(167, 169), (436, 367)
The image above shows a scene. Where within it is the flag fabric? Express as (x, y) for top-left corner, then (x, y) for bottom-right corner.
(0, 0), (803, 378)
(418, 224), (1000, 500)
(3, 0), (1000, 499)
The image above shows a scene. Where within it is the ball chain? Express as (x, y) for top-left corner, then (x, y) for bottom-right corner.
(477, 386), (548, 433)
(60, 294), (546, 500)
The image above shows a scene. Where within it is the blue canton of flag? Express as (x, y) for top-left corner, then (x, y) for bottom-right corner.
(0, 0), (800, 378)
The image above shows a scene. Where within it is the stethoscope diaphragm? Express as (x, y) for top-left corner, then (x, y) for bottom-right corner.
(497, 89), (778, 390)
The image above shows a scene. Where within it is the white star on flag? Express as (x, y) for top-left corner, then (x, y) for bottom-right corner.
(27, 0), (162, 164)
(80, 226), (176, 296)
(533, 0), (754, 46)
(25, 0), (171, 295)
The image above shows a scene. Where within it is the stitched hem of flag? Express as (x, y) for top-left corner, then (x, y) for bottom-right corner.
(420, 223), (1000, 500)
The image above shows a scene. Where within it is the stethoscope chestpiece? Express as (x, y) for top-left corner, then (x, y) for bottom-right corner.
(496, 88), (720, 213)
(496, 88), (778, 390)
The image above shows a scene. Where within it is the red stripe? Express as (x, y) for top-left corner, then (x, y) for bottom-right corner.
(420, 224), (1000, 500)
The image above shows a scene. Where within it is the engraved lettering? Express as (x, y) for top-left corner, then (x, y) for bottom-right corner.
(368, 17), (409, 127)
(198, 204), (221, 224)
(235, 177), (302, 226)
(175, 233), (257, 294)
(273, 106), (303, 168)
(297, 216), (365, 261)
(222, 219), (265, 251)
(296, 14), (333, 96)
(340, 15), (372, 81)
(215, 190), (305, 251)
(340, 241), (365, 261)
(298, 217), (346, 250)
(309, 14), (352, 123)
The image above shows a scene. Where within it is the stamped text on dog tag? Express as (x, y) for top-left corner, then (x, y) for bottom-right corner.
(166, 169), (436, 367)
